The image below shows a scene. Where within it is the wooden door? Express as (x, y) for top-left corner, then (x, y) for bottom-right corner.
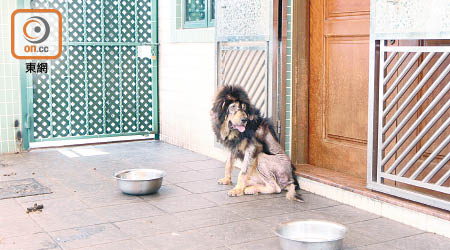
(309, 0), (370, 178)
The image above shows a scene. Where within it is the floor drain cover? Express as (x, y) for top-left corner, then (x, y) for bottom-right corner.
(0, 178), (52, 200)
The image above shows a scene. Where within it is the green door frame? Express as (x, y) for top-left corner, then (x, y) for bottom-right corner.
(19, 0), (159, 150)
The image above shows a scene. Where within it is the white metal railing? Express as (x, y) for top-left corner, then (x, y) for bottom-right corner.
(368, 40), (450, 211)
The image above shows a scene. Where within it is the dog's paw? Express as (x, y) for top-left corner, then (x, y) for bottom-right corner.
(244, 186), (259, 195)
(228, 188), (244, 197)
(218, 177), (232, 185)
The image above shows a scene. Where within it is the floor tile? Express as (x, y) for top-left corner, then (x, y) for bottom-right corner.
(50, 223), (128, 249)
(347, 242), (401, 250)
(77, 190), (144, 208)
(312, 205), (380, 224)
(342, 229), (381, 249)
(150, 194), (216, 213)
(225, 197), (305, 219)
(75, 239), (146, 250)
(176, 179), (232, 194)
(347, 217), (424, 242)
(0, 215), (43, 239)
(227, 237), (281, 250)
(0, 233), (61, 250)
(115, 207), (245, 238)
(139, 184), (192, 201)
(200, 190), (284, 206)
(18, 197), (88, 214)
(136, 219), (273, 250)
(296, 193), (340, 210)
(92, 202), (165, 222)
(29, 209), (108, 232)
(0, 198), (29, 218)
(258, 210), (332, 227)
(165, 170), (215, 184)
(182, 159), (224, 170)
(384, 233), (450, 250)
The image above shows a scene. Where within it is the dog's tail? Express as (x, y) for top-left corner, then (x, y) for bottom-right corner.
(285, 183), (304, 202)
(291, 164), (300, 190)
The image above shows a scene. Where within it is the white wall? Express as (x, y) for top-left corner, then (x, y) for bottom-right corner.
(158, 1), (228, 161)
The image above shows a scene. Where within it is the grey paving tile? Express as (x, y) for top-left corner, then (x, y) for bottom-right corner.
(227, 237), (281, 250)
(258, 210), (332, 227)
(92, 202), (165, 222)
(14, 187), (74, 204)
(29, 208), (108, 232)
(342, 230), (382, 249)
(347, 218), (424, 243)
(136, 219), (273, 250)
(312, 205), (380, 224)
(164, 170), (215, 184)
(136, 228), (224, 250)
(139, 184), (193, 201)
(200, 190), (285, 206)
(114, 214), (177, 237)
(346, 242), (401, 250)
(75, 239), (146, 250)
(167, 153), (211, 163)
(0, 198), (29, 218)
(296, 193), (340, 210)
(18, 197), (88, 214)
(149, 194), (217, 213)
(149, 164), (195, 175)
(225, 197), (305, 219)
(182, 159), (224, 170)
(0, 215), (43, 238)
(77, 190), (144, 208)
(50, 223), (128, 250)
(115, 207), (245, 238)
(0, 232), (61, 250)
(176, 179), (232, 194)
(198, 167), (240, 179)
(384, 233), (450, 250)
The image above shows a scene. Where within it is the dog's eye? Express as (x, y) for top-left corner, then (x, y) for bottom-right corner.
(228, 104), (237, 113)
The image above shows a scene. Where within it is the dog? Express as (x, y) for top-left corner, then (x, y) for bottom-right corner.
(211, 85), (302, 201)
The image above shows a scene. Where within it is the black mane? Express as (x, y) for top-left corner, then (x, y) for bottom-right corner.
(211, 85), (277, 155)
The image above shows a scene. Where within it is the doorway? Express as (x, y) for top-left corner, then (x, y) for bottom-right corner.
(292, 0), (370, 178)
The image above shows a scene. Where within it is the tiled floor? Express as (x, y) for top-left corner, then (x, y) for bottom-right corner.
(0, 141), (448, 250)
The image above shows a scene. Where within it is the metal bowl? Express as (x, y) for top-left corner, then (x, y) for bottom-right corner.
(114, 169), (166, 195)
(274, 220), (347, 250)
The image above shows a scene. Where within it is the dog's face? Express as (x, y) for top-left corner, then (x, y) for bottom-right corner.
(226, 101), (248, 133)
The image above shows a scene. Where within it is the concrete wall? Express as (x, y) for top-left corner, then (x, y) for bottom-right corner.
(372, 0), (450, 39)
(0, 1), (21, 154)
(158, 1), (228, 161)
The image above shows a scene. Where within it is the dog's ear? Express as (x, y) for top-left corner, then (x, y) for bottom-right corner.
(221, 100), (226, 110)
(247, 104), (261, 121)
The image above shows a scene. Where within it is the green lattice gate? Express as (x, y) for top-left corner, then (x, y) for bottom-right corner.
(26, 0), (158, 143)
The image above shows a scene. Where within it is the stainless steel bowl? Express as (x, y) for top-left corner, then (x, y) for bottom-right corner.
(275, 220), (347, 250)
(114, 169), (166, 195)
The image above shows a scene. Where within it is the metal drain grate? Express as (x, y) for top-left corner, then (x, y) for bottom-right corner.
(0, 178), (52, 200)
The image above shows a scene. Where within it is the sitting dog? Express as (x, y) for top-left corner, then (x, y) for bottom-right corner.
(210, 85), (302, 201)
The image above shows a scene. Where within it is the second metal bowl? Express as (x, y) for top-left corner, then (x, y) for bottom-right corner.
(275, 220), (347, 250)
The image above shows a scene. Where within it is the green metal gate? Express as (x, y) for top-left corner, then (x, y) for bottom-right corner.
(24, 0), (158, 145)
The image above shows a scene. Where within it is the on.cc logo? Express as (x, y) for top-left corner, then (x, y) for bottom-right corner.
(23, 16), (50, 44)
